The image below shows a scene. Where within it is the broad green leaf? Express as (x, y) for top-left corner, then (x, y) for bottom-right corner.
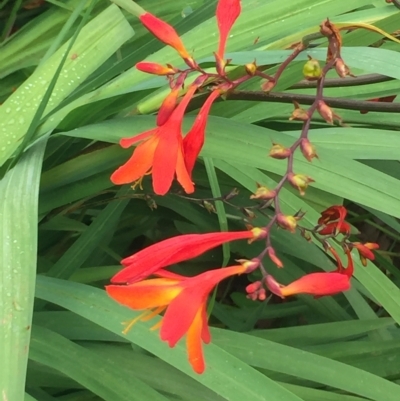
(30, 325), (169, 401)
(35, 277), (304, 401)
(212, 328), (400, 401)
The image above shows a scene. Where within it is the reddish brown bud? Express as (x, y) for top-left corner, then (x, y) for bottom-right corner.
(288, 173), (314, 196)
(317, 100), (342, 124)
(250, 183), (276, 200)
(300, 138), (318, 162)
(269, 143), (291, 159)
(136, 62), (176, 76)
(289, 101), (310, 121)
(276, 214), (297, 233)
(267, 247), (283, 268)
(335, 58), (354, 78)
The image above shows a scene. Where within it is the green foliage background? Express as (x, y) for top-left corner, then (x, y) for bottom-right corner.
(1, 0), (400, 400)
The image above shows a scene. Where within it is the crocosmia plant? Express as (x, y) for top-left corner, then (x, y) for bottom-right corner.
(105, 0), (389, 373)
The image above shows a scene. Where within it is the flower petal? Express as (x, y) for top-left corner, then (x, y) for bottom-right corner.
(183, 90), (220, 176)
(200, 304), (211, 344)
(152, 130), (179, 195)
(160, 265), (245, 347)
(216, 0), (241, 58)
(113, 231), (253, 283)
(175, 142), (194, 194)
(186, 306), (206, 374)
(106, 279), (181, 309)
(120, 129), (154, 148)
(111, 135), (158, 185)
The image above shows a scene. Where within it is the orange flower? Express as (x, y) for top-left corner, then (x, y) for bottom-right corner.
(139, 12), (192, 63)
(106, 265), (247, 373)
(183, 89), (221, 176)
(112, 229), (260, 284)
(111, 85), (198, 195)
(352, 242), (379, 266)
(266, 272), (350, 298)
(136, 62), (176, 76)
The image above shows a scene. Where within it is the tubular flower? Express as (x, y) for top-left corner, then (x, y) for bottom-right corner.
(136, 62), (176, 76)
(106, 264), (247, 373)
(139, 12), (193, 64)
(183, 90), (221, 176)
(215, 0), (242, 72)
(266, 272), (350, 298)
(112, 229), (262, 284)
(111, 85), (198, 195)
(352, 242), (379, 266)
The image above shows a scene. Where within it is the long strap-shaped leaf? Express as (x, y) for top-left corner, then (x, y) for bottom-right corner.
(0, 141), (46, 401)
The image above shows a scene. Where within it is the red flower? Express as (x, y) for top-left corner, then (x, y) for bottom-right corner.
(111, 85), (198, 195)
(318, 205), (349, 236)
(215, 0), (242, 59)
(183, 89), (221, 176)
(106, 265), (247, 373)
(352, 242), (379, 266)
(112, 229), (262, 284)
(139, 12), (192, 64)
(266, 272), (350, 298)
(318, 221), (351, 236)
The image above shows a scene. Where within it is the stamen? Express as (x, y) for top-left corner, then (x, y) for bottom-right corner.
(141, 306), (166, 322)
(122, 310), (150, 334)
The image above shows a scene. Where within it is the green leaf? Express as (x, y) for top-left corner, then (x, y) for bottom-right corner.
(35, 277), (305, 401)
(0, 140), (46, 401)
(30, 325), (170, 401)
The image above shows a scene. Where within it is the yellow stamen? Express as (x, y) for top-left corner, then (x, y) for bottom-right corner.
(141, 306), (166, 322)
(150, 320), (163, 331)
(122, 310), (150, 334)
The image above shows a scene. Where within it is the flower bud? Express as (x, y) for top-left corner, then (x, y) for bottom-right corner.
(317, 100), (341, 124)
(269, 143), (291, 159)
(246, 281), (261, 294)
(288, 173), (314, 196)
(261, 80), (276, 93)
(267, 247), (283, 268)
(335, 58), (354, 78)
(136, 62), (176, 76)
(250, 183), (276, 200)
(245, 61), (257, 76)
(276, 214), (297, 233)
(289, 107), (310, 121)
(300, 138), (318, 162)
(302, 57), (322, 80)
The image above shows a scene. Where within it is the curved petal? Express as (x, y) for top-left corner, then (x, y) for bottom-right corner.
(160, 284), (206, 347)
(175, 143), (194, 194)
(120, 129), (154, 148)
(114, 232), (251, 283)
(200, 304), (211, 344)
(186, 306), (206, 374)
(111, 135), (158, 185)
(105, 280), (181, 309)
(152, 129), (179, 195)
